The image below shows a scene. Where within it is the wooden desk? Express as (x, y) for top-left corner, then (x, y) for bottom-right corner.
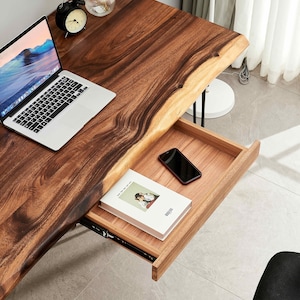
(0, 0), (254, 298)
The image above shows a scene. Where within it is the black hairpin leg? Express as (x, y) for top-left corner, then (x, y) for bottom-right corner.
(201, 89), (206, 127)
(192, 89), (206, 127)
(193, 102), (197, 124)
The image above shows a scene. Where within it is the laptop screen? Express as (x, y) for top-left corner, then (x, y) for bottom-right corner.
(0, 17), (61, 119)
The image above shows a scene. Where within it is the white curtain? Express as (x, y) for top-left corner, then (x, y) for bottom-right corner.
(232, 0), (300, 84)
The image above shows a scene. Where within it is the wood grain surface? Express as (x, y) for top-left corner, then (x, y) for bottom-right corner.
(0, 0), (248, 297)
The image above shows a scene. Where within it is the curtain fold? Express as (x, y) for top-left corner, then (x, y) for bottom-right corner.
(182, 0), (210, 20)
(182, 0), (235, 29)
(232, 0), (300, 83)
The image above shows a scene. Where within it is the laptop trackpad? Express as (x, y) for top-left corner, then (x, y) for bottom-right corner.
(62, 104), (94, 130)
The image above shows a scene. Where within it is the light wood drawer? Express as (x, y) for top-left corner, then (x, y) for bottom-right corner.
(84, 118), (260, 280)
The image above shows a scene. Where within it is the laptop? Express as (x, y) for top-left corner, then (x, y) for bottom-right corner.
(0, 16), (116, 151)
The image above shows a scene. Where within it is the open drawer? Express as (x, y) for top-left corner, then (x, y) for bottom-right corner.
(83, 118), (260, 281)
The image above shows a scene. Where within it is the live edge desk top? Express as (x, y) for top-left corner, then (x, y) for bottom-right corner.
(0, 0), (250, 298)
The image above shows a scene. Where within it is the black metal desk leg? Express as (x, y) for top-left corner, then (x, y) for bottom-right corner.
(192, 89), (206, 127)
(201, 89), (206, 127)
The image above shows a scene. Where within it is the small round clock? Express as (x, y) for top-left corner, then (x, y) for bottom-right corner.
(56, 0), (87, 37)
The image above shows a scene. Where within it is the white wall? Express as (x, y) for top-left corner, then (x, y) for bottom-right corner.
(0, 0), (62, 46)
(0, 0), (182, 47)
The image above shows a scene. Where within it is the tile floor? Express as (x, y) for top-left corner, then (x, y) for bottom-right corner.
(7, 68), (300, 300)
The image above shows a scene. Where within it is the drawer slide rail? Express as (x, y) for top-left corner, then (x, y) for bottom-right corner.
(80, 217), (157, 263)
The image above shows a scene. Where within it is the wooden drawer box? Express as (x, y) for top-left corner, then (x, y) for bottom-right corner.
(84, 118), (260, 281)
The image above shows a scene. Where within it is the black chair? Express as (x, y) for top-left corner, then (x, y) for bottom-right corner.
(253, 252), (300, 300)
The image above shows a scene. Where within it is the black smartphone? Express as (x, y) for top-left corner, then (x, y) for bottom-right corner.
(158, 148), (202, 185)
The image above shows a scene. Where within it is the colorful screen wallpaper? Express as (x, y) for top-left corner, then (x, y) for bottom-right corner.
(0, 19), (60, 118)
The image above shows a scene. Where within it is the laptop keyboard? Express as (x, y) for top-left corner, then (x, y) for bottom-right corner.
(13, 76), (88, 133)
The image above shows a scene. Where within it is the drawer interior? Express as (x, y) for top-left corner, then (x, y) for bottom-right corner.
(85, 118), (260, 280)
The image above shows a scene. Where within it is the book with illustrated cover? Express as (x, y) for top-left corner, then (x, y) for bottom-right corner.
(99, 169), (192, 241)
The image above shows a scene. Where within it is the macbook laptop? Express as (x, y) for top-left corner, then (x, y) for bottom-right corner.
(0, 16), (116, 151)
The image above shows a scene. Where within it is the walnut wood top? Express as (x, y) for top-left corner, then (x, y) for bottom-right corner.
(0, 0), (248, 297)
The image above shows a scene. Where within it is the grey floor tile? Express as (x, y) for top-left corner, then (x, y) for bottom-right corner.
(177, 173), (300, 299)
(7, 225), (120, 300)
(184, 67), (300, 146)
(250, 125), (300, 195)
(76, 248), (242, 300)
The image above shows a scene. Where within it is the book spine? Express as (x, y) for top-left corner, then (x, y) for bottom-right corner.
(80, 217), (157, 263)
